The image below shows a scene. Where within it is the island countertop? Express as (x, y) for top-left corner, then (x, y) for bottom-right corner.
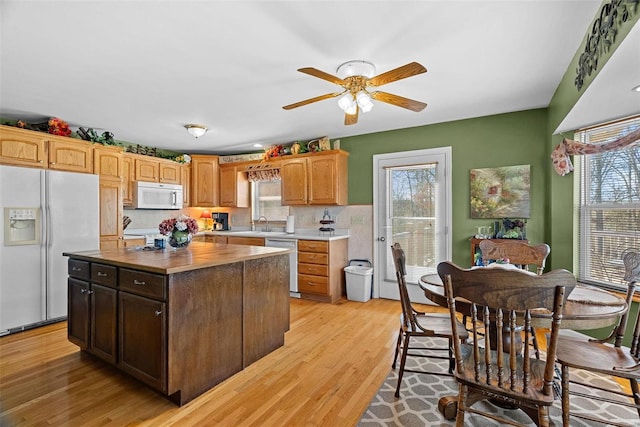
(63, 241), (293, 275)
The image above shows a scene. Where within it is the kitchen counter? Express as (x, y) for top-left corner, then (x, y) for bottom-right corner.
(64, 241), (293, 274)
(64, 241), (290, 405)
(197, 229), (349, 241)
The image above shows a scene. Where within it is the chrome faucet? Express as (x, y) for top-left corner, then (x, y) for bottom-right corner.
(257, 216), (270, 232)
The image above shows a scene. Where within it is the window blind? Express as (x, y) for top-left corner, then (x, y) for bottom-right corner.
(576, 115), (640, 290)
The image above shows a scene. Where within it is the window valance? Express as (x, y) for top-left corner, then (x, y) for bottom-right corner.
(551, 126), (640, 176)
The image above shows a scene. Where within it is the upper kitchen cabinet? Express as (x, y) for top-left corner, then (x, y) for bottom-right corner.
(131, 154), (181, 184)
(93, 145), (123, 180)
(47, 136), (94, 173)
(191, 154), (219, 207)
(159, 161), (180, 184)
(122, 154), (135, 206)
(281, 150), (348, 206)
(134, 155), (159, 182)
(219, 164), (250, 208)
(0, 125), (47, 168)
(181, 164), (191, 207)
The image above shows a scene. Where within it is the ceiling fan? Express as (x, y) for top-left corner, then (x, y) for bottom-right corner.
(283, 60), (427, 125)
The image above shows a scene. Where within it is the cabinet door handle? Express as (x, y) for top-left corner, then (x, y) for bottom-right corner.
(80, 288), (87, 294)
(97, 271), (107, 277)
(133, 280), (146, 286)
(72, 267), (81, 271)
(154, 310), (162, 316)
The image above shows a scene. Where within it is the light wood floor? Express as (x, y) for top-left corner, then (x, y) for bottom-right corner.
(1, 297), (428, 426)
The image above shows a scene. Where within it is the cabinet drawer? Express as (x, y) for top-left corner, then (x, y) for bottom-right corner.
(68, 259), (90, 280)
(298, 240), (328, 253)
(91, 263), (117, 288)
(298, 263), (329, 277)
(120, 269), (166, 300)
(298, 274), (329, 295)
(298, 252), (328, 265)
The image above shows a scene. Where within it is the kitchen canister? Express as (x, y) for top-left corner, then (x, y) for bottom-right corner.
(286, 215), (295, 234)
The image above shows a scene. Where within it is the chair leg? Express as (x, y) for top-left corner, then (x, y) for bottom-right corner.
(561, 364), (570, 427)
(455, 384), (467, 427)
(394, 333), (411, 398)
(448, 337), (454, 374)
(392, 328), (403, 369)
(631, 378), (640, 419)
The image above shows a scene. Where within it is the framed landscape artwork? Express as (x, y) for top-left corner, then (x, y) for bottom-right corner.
(470, 164), (530, 218)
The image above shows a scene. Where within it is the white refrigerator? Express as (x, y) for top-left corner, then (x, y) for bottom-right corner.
(0, 165), (99, 335)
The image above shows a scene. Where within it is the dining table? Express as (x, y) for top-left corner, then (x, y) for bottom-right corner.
(419, 270), (629, 420)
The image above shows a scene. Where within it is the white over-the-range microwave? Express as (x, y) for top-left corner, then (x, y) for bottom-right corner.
(133, 181), (183, 209)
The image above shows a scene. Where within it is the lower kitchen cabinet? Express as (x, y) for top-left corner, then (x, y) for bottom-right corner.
(90, 284), (118, 364)
(68, 277), (90, 348)
(298, 238), (348, 303)
(119, 291), (167, 392)
(67, 261), (118, 365)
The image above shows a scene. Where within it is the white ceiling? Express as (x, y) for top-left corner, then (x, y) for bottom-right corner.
(1, 1), (636, 155)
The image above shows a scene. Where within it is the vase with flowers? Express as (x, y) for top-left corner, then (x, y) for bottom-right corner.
(158, 214), (199, 249)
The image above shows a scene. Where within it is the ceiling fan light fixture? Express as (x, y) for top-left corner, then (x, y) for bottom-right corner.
(337, 93), (356, 112)
(336, 60), (376, 79)
(185, 124), (207, 138)
(356, 91), (374, 113)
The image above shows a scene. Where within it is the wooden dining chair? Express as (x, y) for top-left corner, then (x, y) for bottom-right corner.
(479, 239), (550, 275)
(438, 261), (576, 427)
(480, 239), (551, 358)
(390, 243), (468, 398)
(556, 249), (640, 427)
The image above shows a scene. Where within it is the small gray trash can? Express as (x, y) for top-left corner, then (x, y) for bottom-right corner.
(344, 259), (373, 302)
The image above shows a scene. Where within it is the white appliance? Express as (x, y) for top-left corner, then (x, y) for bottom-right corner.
(133, 181), (183, 209)
(265, 238), (299, 297)
(0, 165), (99, 335)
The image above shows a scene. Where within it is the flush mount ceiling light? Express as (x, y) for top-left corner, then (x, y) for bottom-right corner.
(283, 60), (427, 125)
(185, 124), (207, 138)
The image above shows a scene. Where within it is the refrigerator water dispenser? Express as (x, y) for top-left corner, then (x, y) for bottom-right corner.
(4, 207), (40, 246)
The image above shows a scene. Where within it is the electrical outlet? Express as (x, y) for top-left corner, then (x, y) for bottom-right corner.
(351, 215), (365, 225)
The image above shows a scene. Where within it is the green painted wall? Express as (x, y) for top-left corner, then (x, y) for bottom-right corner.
(340, 109), (548, 267)
(546, 5), (639, 271)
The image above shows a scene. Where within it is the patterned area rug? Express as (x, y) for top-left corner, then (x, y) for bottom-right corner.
(359, 337), (638, 426)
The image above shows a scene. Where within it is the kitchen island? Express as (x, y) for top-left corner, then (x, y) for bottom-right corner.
(64, 241), (292, 405)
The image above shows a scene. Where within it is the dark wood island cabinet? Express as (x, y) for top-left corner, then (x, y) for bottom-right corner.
(65, 241), (291, 405)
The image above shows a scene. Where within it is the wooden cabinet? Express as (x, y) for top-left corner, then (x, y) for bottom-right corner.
(297, 238), (348, 304)
(181, 164), (191, 207)
(0, 125), (47, 168)
(122, 155), (135, 206)
(99, 177), (123, 250)
(219, 164), (250, 207)
(281, 150), (348, 206)
(134, 156), (159, 182)
(93, 145), (123, 179)
(122, 238), (145, 247)
(131, 154), (182, 184)
(119, 291), (167, 392)
(47, 136), (94, 173)
(281, 158), (307, 205)
(159, 162), (181, 184)
(191, 154), (219, 207)
(227, 236), (264, 246)
(67, 260), (118, 365)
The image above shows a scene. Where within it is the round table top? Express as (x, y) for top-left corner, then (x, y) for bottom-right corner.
(420, 273), (628, 330)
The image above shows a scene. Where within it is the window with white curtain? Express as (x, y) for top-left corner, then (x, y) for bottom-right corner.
(576, 115), (640, 290)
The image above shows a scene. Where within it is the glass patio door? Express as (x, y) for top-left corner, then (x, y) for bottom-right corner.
(373, 148), (451, 302)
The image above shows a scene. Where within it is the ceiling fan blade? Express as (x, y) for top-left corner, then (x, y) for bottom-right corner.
(344, 106), (359, 125)
(298, 67), (346, 85)
(367, 62), (427, 87)
(371, 91), (427, 112)
(282, 92), (343, 110)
